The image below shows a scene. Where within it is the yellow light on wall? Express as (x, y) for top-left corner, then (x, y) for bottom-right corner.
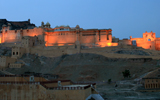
(107, 43), (112, 46)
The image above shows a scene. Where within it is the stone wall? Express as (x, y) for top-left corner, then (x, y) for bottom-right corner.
(30, 45), (79, 57)
(9, 63), (24, 68)
(0, 56), (16, 69)
(12, 47), (26, 58)
(0, 76), (47, 82)
(144, 78), (160, 89)
(0, 82), (94, 100)
(1, 27), (43, 43)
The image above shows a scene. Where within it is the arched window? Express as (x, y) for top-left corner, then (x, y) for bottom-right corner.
(148, 39), (151, 41)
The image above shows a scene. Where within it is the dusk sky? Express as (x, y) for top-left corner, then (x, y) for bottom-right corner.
(0, 0), (160, 39)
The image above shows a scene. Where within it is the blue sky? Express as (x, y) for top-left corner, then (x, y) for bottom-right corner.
(0, 0), (160, 39)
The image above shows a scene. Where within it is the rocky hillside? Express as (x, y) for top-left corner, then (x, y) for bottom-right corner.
(5, 53), (159, 82)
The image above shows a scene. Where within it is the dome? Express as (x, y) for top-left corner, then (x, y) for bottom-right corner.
(46, 22), (50, 26)
(76, 25), (80, 28)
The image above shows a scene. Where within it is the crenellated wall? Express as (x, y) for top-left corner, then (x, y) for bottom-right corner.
(130, 31), (160, 50)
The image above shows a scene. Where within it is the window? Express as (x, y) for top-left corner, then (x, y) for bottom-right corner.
(148, 39), (151, 41)
(156, 84), (157, 88)
(13, 52), (15, 55)
(107, 36), (109, 40)
(16, 52), (18, 55)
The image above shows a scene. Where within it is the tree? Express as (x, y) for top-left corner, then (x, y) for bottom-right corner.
(108, 79), (112, 84)
(122, 69), (131, 78)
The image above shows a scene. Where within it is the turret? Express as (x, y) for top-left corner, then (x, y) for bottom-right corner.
(45, 22), (51, 28)
(41, 21), (44, 27)
(7, 23), (11, 30)
(28, 19), (30, 23)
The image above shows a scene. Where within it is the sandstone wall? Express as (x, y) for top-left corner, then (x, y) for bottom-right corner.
(0, 76), (47, 82)
(0, 83), (92, 100)
(1, 28), (44, 43)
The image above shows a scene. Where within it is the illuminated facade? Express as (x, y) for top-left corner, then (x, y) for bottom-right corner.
(44, 25), (117, 47)
(130, 31), (160, 50)
(0, 19), (117, 47)
(1, 19), (160, 50)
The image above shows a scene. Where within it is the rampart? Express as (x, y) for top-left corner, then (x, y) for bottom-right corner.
(0, 76), (97, 100)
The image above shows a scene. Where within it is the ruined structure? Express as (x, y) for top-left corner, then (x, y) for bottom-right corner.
(0, 75), (103, 100)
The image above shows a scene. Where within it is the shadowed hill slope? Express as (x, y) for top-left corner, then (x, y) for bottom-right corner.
(50, 53), (159, 81)
(5, 53), (159, 82)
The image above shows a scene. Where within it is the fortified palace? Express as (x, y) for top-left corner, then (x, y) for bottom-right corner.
(0, 19), (160, 69)
(1, 19), (160, 50)
(1, 19), (160, 99)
